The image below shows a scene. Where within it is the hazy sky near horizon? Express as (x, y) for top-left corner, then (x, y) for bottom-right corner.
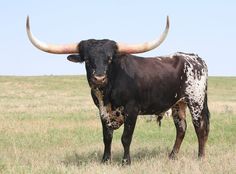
(1, 1), (235, 76)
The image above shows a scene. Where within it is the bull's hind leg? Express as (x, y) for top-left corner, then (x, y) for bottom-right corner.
(188, 94), (210, 158)
(169, 101), (187, 159)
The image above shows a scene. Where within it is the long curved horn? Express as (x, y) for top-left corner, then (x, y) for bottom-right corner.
(117, 16), (170, 54)
(26, 16), (79, 54)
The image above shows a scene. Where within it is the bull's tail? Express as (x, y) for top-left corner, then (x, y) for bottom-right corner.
(202, 93), (210, 129)
(201, 72), (210, 126)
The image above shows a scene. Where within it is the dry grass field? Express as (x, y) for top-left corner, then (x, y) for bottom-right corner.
(0, 76), (235, 173)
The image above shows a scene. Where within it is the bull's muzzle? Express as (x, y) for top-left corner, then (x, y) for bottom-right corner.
(92, 75), (107, 86)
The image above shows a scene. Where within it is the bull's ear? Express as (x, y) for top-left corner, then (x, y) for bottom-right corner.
(67, 54), (84, 63)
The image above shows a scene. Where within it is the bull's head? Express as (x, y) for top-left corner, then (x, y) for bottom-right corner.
(67, 39), (117, 88)
(26, 16), (169, 88)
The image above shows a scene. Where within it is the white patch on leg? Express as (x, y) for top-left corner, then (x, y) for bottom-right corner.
(173, 116), (186, 131)
(180, 119), (186, 131)
(200, 119), (204, 129)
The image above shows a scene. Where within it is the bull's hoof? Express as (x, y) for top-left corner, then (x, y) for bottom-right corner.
(101, 160), (111, 165)
(168, 151), (178, 160)
(122, 159), (131, 166)
(101, 157), (111, 164)
(198, 153), (205, 160)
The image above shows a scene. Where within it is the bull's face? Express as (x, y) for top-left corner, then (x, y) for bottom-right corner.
(67, 39), (117, 88)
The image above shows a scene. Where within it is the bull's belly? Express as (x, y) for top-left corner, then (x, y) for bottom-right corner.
(139, 107), (169, 115)
(138, 99), (179, 115)
(94, 88), (182, 130)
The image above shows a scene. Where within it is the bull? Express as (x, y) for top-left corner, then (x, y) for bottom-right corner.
(26, 16), (210, 165)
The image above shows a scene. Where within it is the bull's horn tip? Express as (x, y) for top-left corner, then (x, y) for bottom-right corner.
(166, 15), (170, 26)
(26, 16), (30, 28)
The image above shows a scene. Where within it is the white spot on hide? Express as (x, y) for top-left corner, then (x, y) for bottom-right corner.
(181, 53), (208, 121)
(93, 89), (124, 129)
(94, 89), (110, 121)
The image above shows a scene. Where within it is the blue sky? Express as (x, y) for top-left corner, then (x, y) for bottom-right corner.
(1, 0), (235, 76)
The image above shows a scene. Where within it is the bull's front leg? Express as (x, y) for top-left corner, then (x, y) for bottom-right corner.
(101, 118), (113, 163)
(121, 104), (138, 165)
(92, 90), (114, 163)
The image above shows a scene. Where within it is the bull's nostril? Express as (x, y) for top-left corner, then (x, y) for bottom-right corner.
(94, 75), (106, 82)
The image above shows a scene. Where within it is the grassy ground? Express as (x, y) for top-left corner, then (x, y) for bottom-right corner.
(0, 76), (235, 174)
